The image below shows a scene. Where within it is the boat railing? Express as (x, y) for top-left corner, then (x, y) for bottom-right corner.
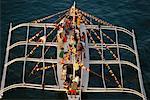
(0, 22), (147, 100)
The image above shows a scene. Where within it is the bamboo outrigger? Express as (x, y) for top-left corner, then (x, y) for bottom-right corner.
(0, 2), (147, 100)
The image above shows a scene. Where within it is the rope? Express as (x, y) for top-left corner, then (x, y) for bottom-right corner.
(76, 8), (114, 26)
(84, 19), (118, 60)
(28, 13), (69, 77)
(34, 64), (56, 72)
(87, 31), (121, 88)
(27, 11), (69, 58)
(81, 65), (110, 81)
(28, 11), (69, 43)
(28, 30), (43, 42)
(31, 9), (69, 23)
(91, 30), (118, 60)
(27, 64), (56, 82)
(84, 17), (115, 44)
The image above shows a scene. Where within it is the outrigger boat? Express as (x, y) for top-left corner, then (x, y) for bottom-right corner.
(0, 2), (147, 100)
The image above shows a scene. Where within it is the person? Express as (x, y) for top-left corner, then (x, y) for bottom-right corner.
(77, 15), (81, 28)
(75, 29), (80, 38)
(57, 34), (64, 49)
(68, 81), (78, 98)
(74, 61), (79, 72)
(80, 41), (85, 48)
(72, 47), (77, 58)
(70, 35), (75, 46)
(72, 76), (79, 85)
(81, 32), (86, 42)
(57, 25), (64, 34)
(77, 43), (84, 61)
(63, 34), (67, 43)
(59, 48), (64, 58)
(64, 52), (70, 62)
(65, 74), (73, 87)
(74, 60), (81, 76)
(59, 48), (65, 64)
(63, 34), (68, 52)
(61, 65), (67, 80)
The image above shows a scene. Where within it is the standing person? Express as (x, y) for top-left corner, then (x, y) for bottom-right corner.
(57, 34), (64, 49)
(77, 43), (83, 61)
(63, 34), (67, 43)
(59, 48), (64, 58)
(64, 52), (70, 62)
(59, 48), (65, 64)
(61, 65), (67, 80)
(70, 35), (76, 48)
(77, 14), (81, 28)
(57, 24), (64, 36)
(74, 60), (80, 76)
(63, 34), (68, 52)
(81, 32), (86, 42)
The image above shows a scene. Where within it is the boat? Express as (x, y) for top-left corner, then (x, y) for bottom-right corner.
(0, 2), (147, 100)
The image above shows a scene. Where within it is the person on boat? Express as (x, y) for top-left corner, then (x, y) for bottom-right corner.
(64, 52), (70, 62)
(75, 28), (80, 38)
(73, 76), (79, 85)
(74, 60), (80, 75)
(77, 14), (81, 28)
(57, 24), (64, 35)
(61, 65), (67, 80)
(69, 35), (76, 47)
(59, 47), (64, 58)
(64, 17), (72, 33)
(68, 81), (78, 97)
(72, 47), (77, 58)
(74, 29), (79, 48)
(77, 43), (84, 61)
(81, 32), (86, 42)
(68, 44), (73, 53)
(59, 48), (65, 64)
(57, 33), (64, 49)
(63, 33), (67, 43)
(80, 39), (85, 46)
(63, 33), (68, 52)
(64, 74), (73, 89)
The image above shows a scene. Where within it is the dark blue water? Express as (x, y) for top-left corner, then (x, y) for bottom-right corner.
(1, 0), (150, 99)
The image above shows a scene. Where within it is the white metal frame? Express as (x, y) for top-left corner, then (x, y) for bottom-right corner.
(0, 22), (147, 100)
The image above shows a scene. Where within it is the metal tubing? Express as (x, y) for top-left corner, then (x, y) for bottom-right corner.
(99, 26), (106, 88)
(22, 23), (30, 83)
(0, 23), (12, 98)
(115, 27), (123, 87)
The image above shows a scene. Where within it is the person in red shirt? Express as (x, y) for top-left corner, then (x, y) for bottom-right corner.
(63, 34), (67, 43)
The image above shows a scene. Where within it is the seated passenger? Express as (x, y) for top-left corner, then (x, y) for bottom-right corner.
(68, 81), (79, 97)
(61, 65), (67, 80)
(57, 34), (64, 49)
